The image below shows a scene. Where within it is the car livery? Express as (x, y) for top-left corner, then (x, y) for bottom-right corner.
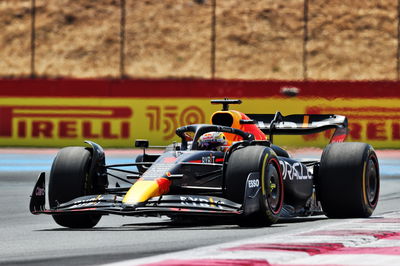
(30, 99), (380, 228)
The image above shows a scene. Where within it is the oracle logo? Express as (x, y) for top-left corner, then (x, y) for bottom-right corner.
(0, 106), (133, 139)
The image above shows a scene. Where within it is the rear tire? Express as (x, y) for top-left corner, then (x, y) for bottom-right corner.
(318, 142), (379, 218)
(225, 146), (283, 226)
(49, 147), (102, 228)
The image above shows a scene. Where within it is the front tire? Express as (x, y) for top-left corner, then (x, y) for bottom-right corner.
(318, 142), (380, 218)
(49, 147), (102, 228)
(225, 145), (283, 226)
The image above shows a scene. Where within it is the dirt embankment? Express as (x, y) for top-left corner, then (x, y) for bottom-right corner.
(0, 0), (397, 80)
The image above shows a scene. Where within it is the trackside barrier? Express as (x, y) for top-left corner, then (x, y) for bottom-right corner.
(0, 79), (399, 148)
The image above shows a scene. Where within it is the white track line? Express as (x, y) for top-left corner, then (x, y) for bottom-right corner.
(104, 212), (400, 266)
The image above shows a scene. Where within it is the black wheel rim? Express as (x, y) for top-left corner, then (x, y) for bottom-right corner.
(266, 163), (281, 213)
(366, 157), (379, 207)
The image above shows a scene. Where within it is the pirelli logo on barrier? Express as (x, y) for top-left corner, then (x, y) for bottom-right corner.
(0, 105), (132, 140)
(305, 106), (400, 143)
(0, 102), (206, 147)
(0, 98), (399, 148)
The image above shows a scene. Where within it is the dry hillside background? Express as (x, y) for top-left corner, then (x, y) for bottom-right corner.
(0, 0), (398, 80)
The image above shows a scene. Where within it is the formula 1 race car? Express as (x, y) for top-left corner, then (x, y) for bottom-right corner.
(30, 99), (380, 228)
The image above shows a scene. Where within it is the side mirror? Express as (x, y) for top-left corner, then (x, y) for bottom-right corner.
(135, 139), (149, 148)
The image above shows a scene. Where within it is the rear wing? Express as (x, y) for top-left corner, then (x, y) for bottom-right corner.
(245, 112), (348, 143)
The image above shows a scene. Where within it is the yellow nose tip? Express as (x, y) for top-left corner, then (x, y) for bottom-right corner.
(122, 178), (171, 205)
(122, 180), (160, 204)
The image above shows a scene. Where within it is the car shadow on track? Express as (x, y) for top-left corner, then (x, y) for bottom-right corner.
(278, 216), (328, 224)
(36, 216), (328, 232)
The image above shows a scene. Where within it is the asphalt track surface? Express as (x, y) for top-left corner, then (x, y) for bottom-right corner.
(0, 148), (399, 266)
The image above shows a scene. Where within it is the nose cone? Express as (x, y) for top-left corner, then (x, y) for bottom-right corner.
(122, 178), (171, 205)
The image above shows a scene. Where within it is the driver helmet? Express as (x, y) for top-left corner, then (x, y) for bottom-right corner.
(198, 132), (227, 151)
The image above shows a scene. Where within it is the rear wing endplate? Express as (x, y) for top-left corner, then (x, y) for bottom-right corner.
(246, 112), (348, 143)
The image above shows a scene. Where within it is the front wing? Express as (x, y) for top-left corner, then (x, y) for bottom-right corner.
(30, 173), (242, 217)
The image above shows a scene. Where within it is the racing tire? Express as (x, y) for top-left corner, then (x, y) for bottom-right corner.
(49, 147), (102, 228)
(225, 145), (283, 227)
(318, 142), (379, 218)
